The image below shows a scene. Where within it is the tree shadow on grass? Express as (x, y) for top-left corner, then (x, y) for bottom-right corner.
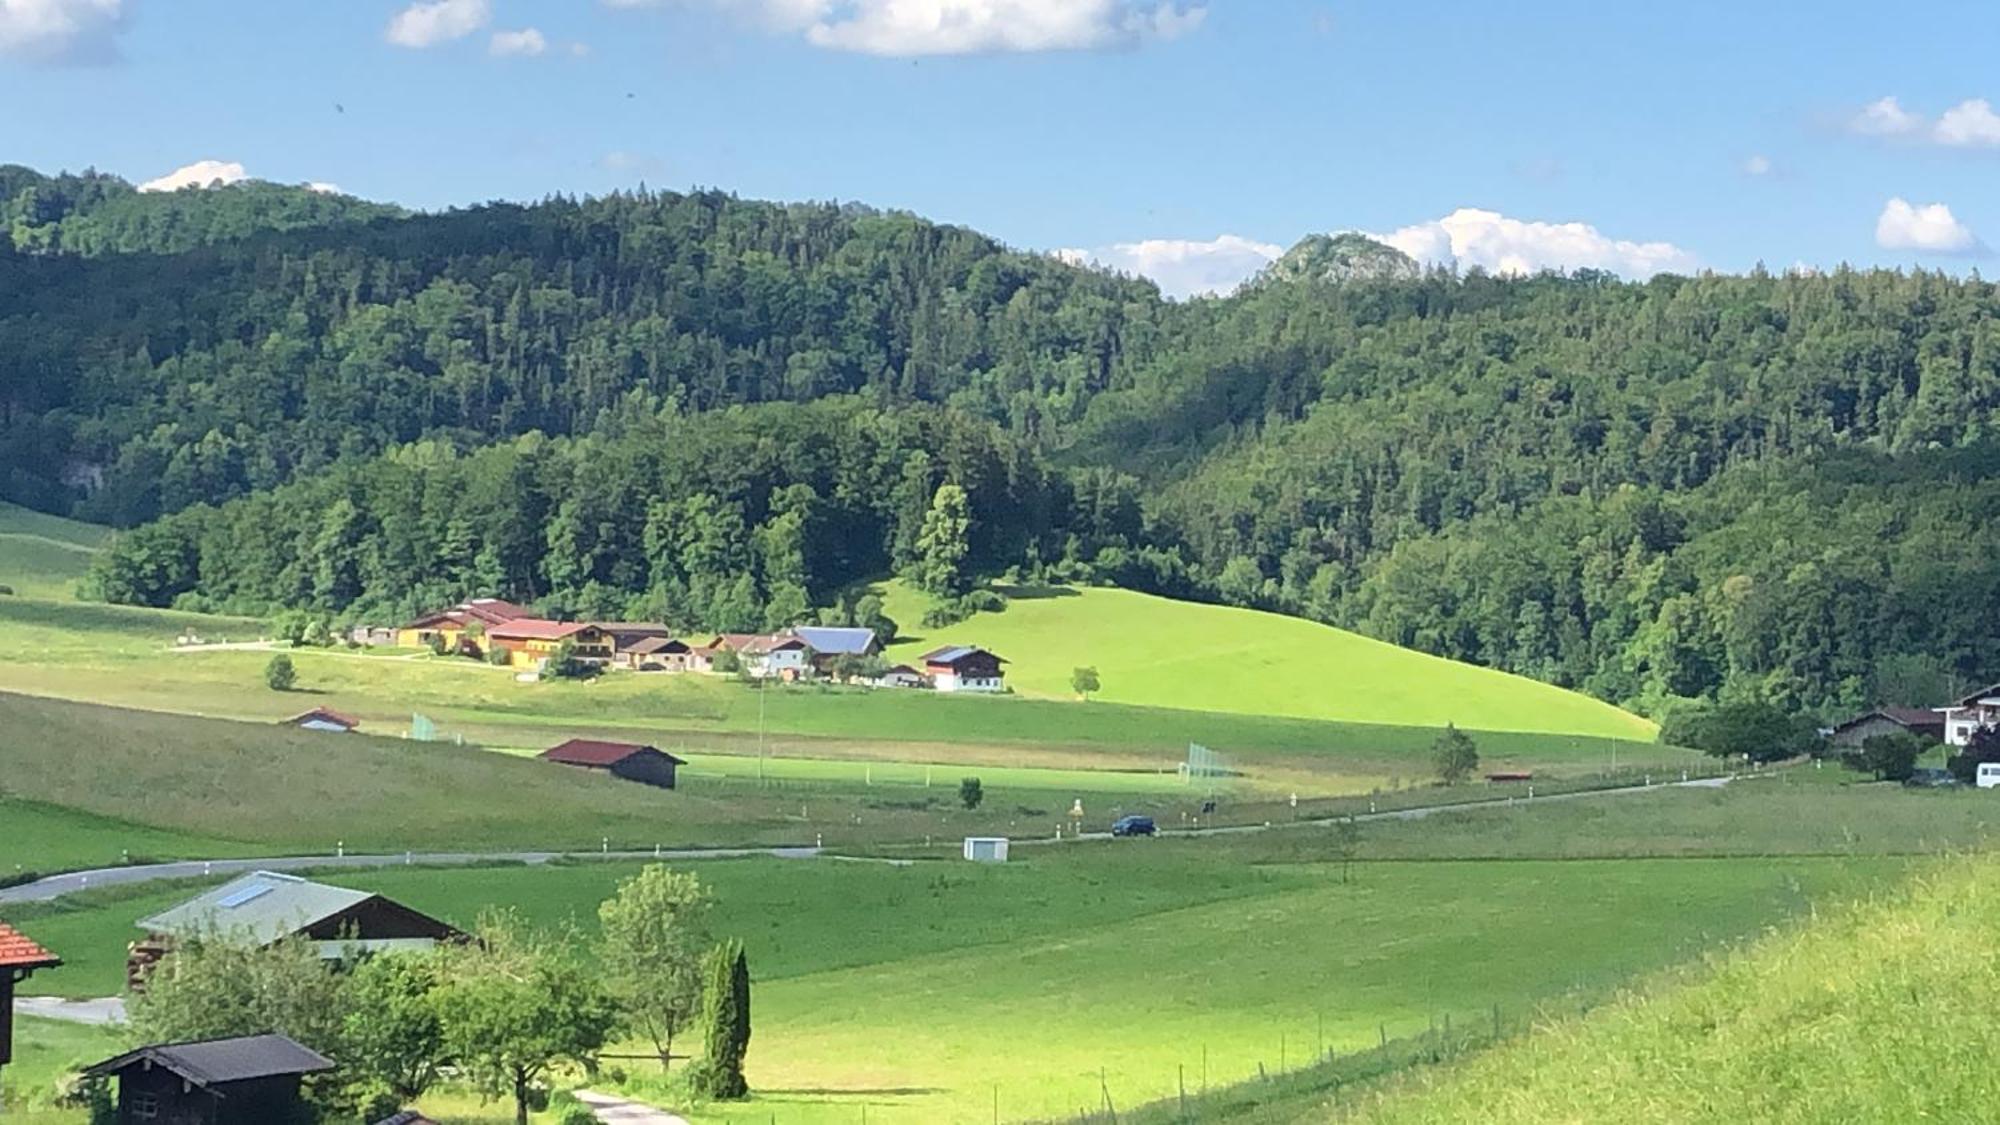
(991, 583), (1080, 600)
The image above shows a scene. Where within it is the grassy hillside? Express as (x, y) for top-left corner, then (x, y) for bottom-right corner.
(0, 692), (1175, 863)
(880, 582), (1655, 740)
(0, 597), (1679, 792)
(0, 503), (107, 601)
(1333, 857), (2000, 1124)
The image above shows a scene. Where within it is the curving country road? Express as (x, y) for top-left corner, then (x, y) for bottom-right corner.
(3, 775), (1732, 906)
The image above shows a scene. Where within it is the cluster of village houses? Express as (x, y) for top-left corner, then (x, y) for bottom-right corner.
(350, 597), (1007, 692)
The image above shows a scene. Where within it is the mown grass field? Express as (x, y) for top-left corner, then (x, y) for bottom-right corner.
(0, 693), (1214, 870)
(0, 503), (106, 602)
(877, 581), (1656, 740)
(0, 596), (1680, 796)
(2, 847), (1911, 1124)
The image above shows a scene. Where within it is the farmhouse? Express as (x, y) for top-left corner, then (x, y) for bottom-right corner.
(540, 738), (686, 789)
(923, 645), (1008, 693)
(874, 663), (927, 689)
(84, 1033), (333, 1125)
(1937, 682), (2000, 746)
(486, 619), (614, 668)
(714, 632), (815, 680)
(127, 871), (464, 987)
(279, 706), (360, 734)
(795, 625), (882, 676)
(0, 923), (60, 1096)
(1829, 707), (1946, 748)
(394, 597), (531, 651)
(599, 622), (674, 666)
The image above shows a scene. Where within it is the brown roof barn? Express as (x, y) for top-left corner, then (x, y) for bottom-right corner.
(540, 739), (686, 789)
(84, 1033), (333, 1125)
(1828, 707), (1947, 748)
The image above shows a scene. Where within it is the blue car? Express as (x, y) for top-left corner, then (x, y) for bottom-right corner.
(1110, 815), (1157, 837)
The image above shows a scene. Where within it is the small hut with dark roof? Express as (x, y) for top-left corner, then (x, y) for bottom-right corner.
(83, 1033), (333, 1125)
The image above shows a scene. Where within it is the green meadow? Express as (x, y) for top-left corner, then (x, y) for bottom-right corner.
(2, 847), (1911, 1124)
(0, 595), (1680, 797)
(0, 503), (106, 602)
(878, 581), (1656, 740)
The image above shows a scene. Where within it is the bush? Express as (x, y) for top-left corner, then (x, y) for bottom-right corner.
(1947, 726), (2000, 785)
(1660, 700), (1821, 763)
(1839, 731), (1927, 782)
(1431, 724), (1479, 785)
(959, 776), (984, 810)
(486, 647), (512, 667)
(264, 654), (296, 692)
(0, 584), (14, 596)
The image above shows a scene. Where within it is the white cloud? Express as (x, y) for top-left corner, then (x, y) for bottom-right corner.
(385, 0), (489, 48)
(1847, 95), (2000, 148)
(1742, 153), (1773, 177)
(0, 0), (125, 63)
(489, 27), (547, 56)
(1374, 208), (1698, 278)
(610, 0), (1204, 55)
(1875, 197), (1981, 254)
(1933, 98), (2000, 148)
(137, 159), (248, 193)
(1059, 234), (1282, 299)
(1849, 95), (1925, 137)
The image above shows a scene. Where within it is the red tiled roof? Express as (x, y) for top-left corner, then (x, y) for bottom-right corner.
(488, 619), (590, 641)
(461, 598), (532, 624)
(540, 738), (687, 767)
(0, 922), (60, 970)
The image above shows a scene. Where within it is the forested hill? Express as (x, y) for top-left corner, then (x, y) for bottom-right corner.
(11, 166), (2000, 720)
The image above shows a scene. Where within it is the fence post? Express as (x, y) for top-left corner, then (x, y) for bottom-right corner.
(1178, 1064), (1187, 1120)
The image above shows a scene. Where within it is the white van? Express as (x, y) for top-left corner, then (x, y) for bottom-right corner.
(1977, 763), (2000, 789)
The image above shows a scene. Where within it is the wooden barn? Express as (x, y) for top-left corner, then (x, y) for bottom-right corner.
(84, 1033), (333, 1125)
(0, 923), (60, 1098)
(539, 738), (686, 789)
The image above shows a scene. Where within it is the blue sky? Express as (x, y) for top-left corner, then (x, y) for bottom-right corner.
(5, 0), (2000, 295)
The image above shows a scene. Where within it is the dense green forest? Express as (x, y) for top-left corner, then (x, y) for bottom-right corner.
(7, 164), (1999, 719)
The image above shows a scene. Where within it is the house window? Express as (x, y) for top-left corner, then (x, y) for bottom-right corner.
(131, 1092), (161, 1119)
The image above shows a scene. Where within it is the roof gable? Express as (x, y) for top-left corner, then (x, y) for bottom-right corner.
(85, 1034), (333, 1086)
(487, 618), (588, 641)
(283, 707), (360, 730)
(0, 921), (59, 970)
(541, 738), (687, 766)
(793, 626), (878, 655)
(139, 872), (372, 944)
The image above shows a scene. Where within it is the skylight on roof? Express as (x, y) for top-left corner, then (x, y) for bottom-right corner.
(217, 883), (273, 909)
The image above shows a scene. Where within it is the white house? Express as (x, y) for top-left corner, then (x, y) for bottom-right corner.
(714, 633), (816, 681)
(922, 645), (1007, 693)
(1938, 681), (2000, 746)
(873, 664), (927, 689)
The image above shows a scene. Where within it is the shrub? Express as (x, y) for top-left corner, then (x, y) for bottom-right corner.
(959, 776), (984, 810)
(1431, 724), (1479, 785)
(264, 654), (296, 692)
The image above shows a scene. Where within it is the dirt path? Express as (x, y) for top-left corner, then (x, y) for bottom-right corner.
(574, 1090), (692, 1125)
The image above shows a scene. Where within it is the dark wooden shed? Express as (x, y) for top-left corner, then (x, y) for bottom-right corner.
(83, 1033), (333, 1125)
(539, 738), (686, 789)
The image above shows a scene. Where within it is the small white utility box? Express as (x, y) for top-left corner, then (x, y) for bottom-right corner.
(1978, 763), (2000, 789)
(962, 837), (1010, 863)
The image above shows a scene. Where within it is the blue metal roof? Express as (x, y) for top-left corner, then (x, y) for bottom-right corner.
(793, 626), (878, 655)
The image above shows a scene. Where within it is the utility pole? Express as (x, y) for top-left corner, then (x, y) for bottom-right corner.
(757, 676), (767, 784)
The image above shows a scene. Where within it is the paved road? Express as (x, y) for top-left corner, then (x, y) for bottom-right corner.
(14, 996), (126, 1025)
(1055, 774), (1733, 842)
(575, 1089), (692, 1125)
(0, 846), (824, 905)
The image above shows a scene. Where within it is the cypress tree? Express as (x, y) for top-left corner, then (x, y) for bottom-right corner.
(690, 939), (751, 1100)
